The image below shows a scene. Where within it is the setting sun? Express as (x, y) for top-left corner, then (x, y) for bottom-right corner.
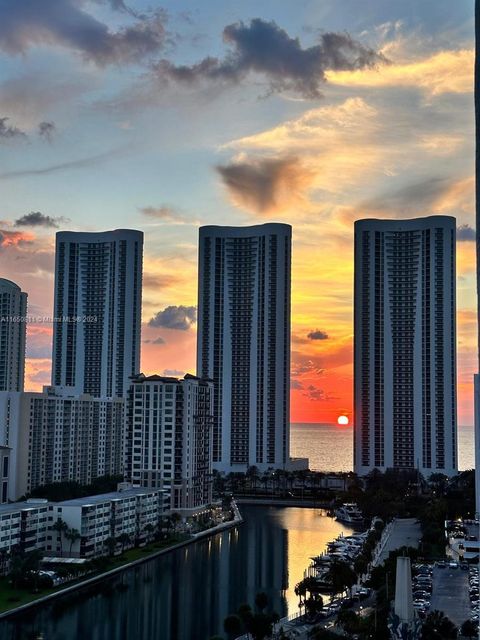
(337, 415), (349, 426)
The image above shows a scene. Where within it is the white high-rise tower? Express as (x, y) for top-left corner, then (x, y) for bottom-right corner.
(52, 229), (143, 398)
(0, 279), (27, 392)
(354, 216), (457, 477)
(197, 223), (291, 473)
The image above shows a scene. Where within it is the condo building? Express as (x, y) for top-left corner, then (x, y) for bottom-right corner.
(354, 216), (457, 477)
(51, 229), (143, 398)
(0, 278), (27, 392)
(48, 485), (169, 558)
(0, 387), (124, 500)
(125, 374), (213, 514)
(0, 486), (168, 563)
(197, 223), (292, 473)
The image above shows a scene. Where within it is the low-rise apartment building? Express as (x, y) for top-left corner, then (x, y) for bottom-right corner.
(48, 485), (169, 558)
(0, 487), (168, 563)
(0, 499), (50, 555)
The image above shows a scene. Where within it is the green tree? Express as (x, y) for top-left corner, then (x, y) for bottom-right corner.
(171, 512), (182, 533)
(326, 559), (357, 599)
(65, 527), (81, 556)
(460, 620), (477, 640)
(104, 536), (117, 556)
(117, 532), (131, 554)
(52, 517), (68, 557)
(143, 523), (155, 542)
(224, 614), (243, 640)
(337, 609), (360, 633)
(255, 591), (269, 612)
(421, 611), (458, 640)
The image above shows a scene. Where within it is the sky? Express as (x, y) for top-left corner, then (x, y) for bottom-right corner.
(0, 0), (476, 425)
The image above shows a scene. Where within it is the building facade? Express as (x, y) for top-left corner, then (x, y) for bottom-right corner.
(197, 224), (291, 473)
(51, 229), (143, 398)
(0, 499), (50, 557)
(0, 488), (168, 562)
(0, 387), (124, 500)
(126, 374), (213, 514)
(0, 279), (27, 392)
(354, 216), (457, 477)
(48, 486), (169, 558)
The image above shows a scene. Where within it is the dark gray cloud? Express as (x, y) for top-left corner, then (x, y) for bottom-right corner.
(0, 117), (26, 140)
(15, 212), (69, 228)
(153, 18), (384, 98)
(216, 156), (306, 213)
(303, 384), (335, 401)
(143, 336), (166, 345)
(149, 305), (197, 331)
(457, 224), (475, 241)
(0, 0), (168, 66)
(38, 121), (56, 142)
(307, 329), (329, 340)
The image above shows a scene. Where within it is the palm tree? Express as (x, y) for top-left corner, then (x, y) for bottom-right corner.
(143, 523), (155, 542)
(117, 532), (131, 554)
(52, 517), (68, 557)
(65, 527), (81, 556)
(0, 549), (9, 575)
(104, 536), (117, 556)
(9, 550), (26, 590)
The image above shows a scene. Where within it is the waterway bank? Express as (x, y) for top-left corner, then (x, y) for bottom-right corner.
(0, 505), (243, 622)
(236, 497), (331, 508)
(0, 505), (353, 640)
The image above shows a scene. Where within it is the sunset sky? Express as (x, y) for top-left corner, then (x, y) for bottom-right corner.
(0, 0), (476, 425)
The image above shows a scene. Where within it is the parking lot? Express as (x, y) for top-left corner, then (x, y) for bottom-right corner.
(430, 565), (470, 626)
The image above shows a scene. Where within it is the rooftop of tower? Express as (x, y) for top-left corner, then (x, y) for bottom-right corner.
(56, 228), (144, 240)
(0, 278), (24, 292)
(199, 222), (292, 237)
(354, 215), (456, 230)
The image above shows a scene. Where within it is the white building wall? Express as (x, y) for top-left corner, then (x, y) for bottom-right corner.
(51, 229), (143, 398)
(354, 216), (457, 477)
(0, 279), (27, 392)
(197, 224), (291, 473)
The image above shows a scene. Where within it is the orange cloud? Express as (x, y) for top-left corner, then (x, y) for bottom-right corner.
(326, 49), (473, 96)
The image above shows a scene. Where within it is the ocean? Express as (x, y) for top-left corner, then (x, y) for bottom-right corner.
(290, 423), (475, 473)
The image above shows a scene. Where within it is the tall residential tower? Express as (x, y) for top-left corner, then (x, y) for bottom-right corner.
(51, 229), (143, 398)
(354, 216), (457, 477)
(197, 223), (291, 473)
(0, 279), (27, 392)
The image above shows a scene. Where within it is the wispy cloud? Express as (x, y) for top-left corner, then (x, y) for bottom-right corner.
(0, 0), (169, 66)
(0, 116), (26, 140)
(0, 148), (125, 180)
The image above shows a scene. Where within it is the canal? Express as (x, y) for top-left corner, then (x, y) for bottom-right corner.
(0, 505), (354, 640)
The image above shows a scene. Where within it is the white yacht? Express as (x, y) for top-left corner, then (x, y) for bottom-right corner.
(334, 503), (364, 525)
